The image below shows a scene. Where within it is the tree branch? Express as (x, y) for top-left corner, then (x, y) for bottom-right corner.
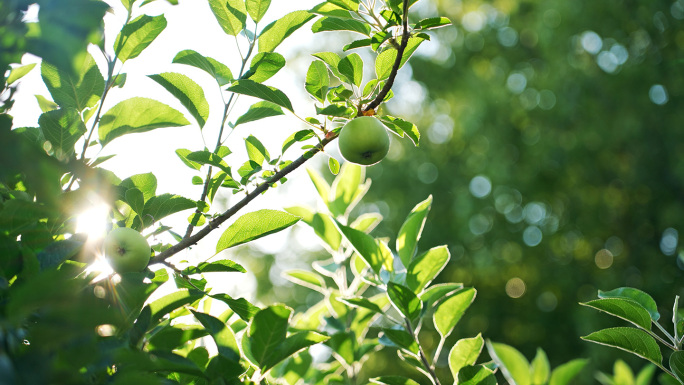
(149, 135), (336, 264)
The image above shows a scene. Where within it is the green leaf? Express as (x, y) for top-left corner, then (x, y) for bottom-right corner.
(344, 38), (372, 51)
(216, 209), (300, 252)
(246, 0), (271, 22)
(36, 236), (85, 270)
(381, 116), (420, 146)
(35, 95), (59, 112)
(414, 17), (452, 30)
(582, 327), (662, 366)
(336, 222), (390, 274)
(329, 157), (340, 175)
(268, 331), (329, 371)
(315, 104), (355, 118)
(381, 328), (419, 355)
(120, 173), (157, 201)
(245, 305), (290, 368)
(313, 51), (343, 80)
(284, 269), (326, 292)
(258, 10), (316, 53)
(458, 365), (498, 385)
(185, 150), (232, 174)
(227, 79), (293, 111)
(338, 53), (363, 87)
(434, 288), (476, 339)
(41, 52), (103, 111)
(486, 341), (531, 385)
(351, 212), (383, 233)
(327, 0), (360, 11)
(581, 298), (653, 330)
(245, 135), (270, 165)
(114, 14), (167, 63)
(636, 365), (657, 385)
(190, 310), (242, 365)
(173, 49), (234, 86)
(244, 52), (285, 83)
(530, 348), (550, 385)
(8, 63), (37, 85)
(148, 289), (204, 324)
(98, 97), (190, 145)
(286, 209), (341, 251)
(38, 108), (86, 158)
(330, 162), (367, 217)
(338, 296), (385, 314)
(370, 377), (420, 385)
(406, 245), (450, 294)
(311, 17), (371, 36)
(306, 168), (331, 204)
(208, 0), (247, 36)
(310, 2), (354, 19)
(148, 72), (210, 128)
(449, 334), (484, 378)
(599, 287), (661, 321)
(386, 0), (419, 14)
(420, 283), (465, 308)
(282, 129), (315, 153)
(305, 60), (330, 102)
(375, 35), (427, 80)
(396, 195), (432, 268)
(182, 260), (246, 275)
(142, 194), (197, 228)
(549, 359), (589, 385)
(125, 188), (145, 215)
(387, 282), (422, 322)
(211, 294), (260, 321)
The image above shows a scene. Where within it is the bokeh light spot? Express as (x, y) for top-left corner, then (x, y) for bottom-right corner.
(661, 227), (678, 255)
(581, 31), (603, 54)
(506, 73), (527, 94)
(523, 226), (543, 246)
(594, 248), (614, 269)
(649, 84), (669, 105)
(506, 277), (526, 298)
(417, 162), (439, 184)
(469, 175), (492, 198)
(537, 291), (558, 312)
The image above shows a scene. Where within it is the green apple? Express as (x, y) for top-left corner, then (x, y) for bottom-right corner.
(338, 116), (390, 166)
(103, 227), (150, 273)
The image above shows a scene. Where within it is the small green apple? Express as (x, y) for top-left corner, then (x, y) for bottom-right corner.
(103, 227), (150, 273)
(338, 116), (390, 166)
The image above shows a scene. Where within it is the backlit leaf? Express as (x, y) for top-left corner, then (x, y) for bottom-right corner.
(208, 0), (247, 36)
(258, 10), (315, 53)
(396, 195), (432, 268)
(216, 209), (300, 252)
(227, 79), (293, 111)
(149, 72), (210, 128)
(114, 14), (167, 63)
(582, 327), (662, 366)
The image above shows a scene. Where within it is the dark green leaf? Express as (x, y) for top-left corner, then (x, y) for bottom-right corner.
(671, 351), (684, 384)
(344, 38), (372, 51)
(38, 108), (86, 158)
(336, 222), (389, 274)
(190, 310), (242, 364)
(148, 289), (204, 324)
(216, 209), (300, 252)
(245, 305), (291, 368)
(599, 287), (660, 321)
(182, 260), (246, 275)
(282, 129), (315, 153)
(387, 282), (422, 322)
(414, 17), (452, 30)
(305, 60), (330, 102)
(581, 298), (653, 330)
(227, 79), (293, 111)
(211, 294), (260, 321)
(142, 193), (197, 228)
(380, 116), (420, 146)
(41, 52), (103, 111)
(114, 14), (167, 63)
(148, 72), (210, 128)
(458, 365), (497, 385)
(186, 150), (231, 174)
(173, 49), (234, 86)
(381, 328), (419, 354)
(36, 236), (85, 270)
(98, 97), (190, 145)
(338, 53), (363, 87)
(582, 327), (662, 366)
(244, 52), (285, 83)
(234, 101), (284, 127)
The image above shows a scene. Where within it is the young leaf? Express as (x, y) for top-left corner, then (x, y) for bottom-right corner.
(387, 282), (422, 322)
(216, 209), (300, 252)
(246, 0), (271, 23)
(486, 341), (531, 385)
(173, 49), (234, 86)
(330, 162), (367, 217)
(581, 298), (653, 330)
(351, 212), (383, 233)
(208, 0), (247, 36)
(149, 72), (210, 128)
(114, 14), (167, 63)
(548, 359), (589, 385)
(245, 135), (270, 165)
(98, 97), (190, 145)
(8, 63), (36, 85)
(434, 288), (476, 339)
(635, 365), (657, 385)
(328, 0), (360, 11)
(336, 222), (389, 275)
(449, 334), (485, 379)
(41, 53), (104, 111)
(306, 168), (331, 204)
(284, 270), (326, 292)
(375, 35), (427, 80)
(406, 245), (450, 294)
(244, 52), (286, 83)
(414, 17), (452, 30)
(396, 195), (433, 268)
(258, 11), (316, 53)
(530, 348), (550, 385)
(328, 157), (340, 175)
(310, 2), (354, 19)
(35, 95), (58, 112)
(582, 327), (663, 366)
(234, 101), (284, 127)
(38, 108), (86, 158)
(311, 17), (371, 36)
(120, 173), (158, 201)
(338, 53), (363, 88)
(227, 79), (293, 111)
(599, 287), (661, 321)
(305, 60), (330, 102)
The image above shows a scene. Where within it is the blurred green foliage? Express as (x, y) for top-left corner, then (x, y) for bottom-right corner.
(355, 0), (684, 372)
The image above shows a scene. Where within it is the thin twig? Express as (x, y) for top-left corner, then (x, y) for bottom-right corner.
(404, 317), (442, 385)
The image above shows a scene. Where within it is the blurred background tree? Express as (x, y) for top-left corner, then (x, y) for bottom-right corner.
(357, 0), (684, 374)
